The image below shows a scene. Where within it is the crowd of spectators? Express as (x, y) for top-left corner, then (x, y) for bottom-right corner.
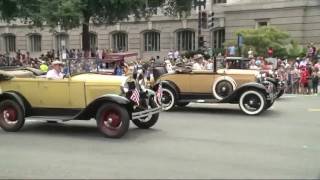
(0, 44), (319, 95)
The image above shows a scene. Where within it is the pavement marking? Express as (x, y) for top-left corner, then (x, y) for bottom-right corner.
(308, 109), (320, 112)
(283, 94), (318, 98)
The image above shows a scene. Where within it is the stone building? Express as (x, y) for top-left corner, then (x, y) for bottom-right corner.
(0, 0), (319, 58)
(212, 0), (320, 49)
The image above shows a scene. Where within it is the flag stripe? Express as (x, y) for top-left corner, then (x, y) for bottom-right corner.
(130, 88), (140, 105)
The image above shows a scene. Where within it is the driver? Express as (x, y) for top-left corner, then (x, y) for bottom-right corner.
(192, 54), (204, 70)
(46, 60), (64, 79)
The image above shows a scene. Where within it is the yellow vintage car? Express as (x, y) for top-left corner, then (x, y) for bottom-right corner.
(152, 65), (276, 115)
(0, 67), (161, 138)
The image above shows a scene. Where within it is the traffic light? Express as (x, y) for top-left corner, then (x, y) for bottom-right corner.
(208, 12), (215, 29)
(199, 36), (205, 47)
(201, 11), (207, 29)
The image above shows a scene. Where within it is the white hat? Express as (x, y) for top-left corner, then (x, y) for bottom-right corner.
(52, 60), (64, 65)
(194, 54), (203, 60)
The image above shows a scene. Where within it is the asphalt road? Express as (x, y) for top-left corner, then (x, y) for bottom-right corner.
(0, 95), (319, 179)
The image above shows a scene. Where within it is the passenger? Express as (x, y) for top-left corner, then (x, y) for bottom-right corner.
(192, 54), (204, 70)
(46, 60), (64, 79)
(206, 59), (214, 70)
(114, 61), (124, 76)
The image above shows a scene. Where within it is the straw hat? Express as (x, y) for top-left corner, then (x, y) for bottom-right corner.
(193, 54), (203, 60)
(52, 60), (64, 66)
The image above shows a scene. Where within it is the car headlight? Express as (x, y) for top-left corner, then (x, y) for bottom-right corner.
(262, 81), (274, 93)
(121, 78), (135, 94)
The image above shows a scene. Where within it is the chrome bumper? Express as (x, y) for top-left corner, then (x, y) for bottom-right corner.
(132, 107), (162, 120)
(267, 92), (276, 102)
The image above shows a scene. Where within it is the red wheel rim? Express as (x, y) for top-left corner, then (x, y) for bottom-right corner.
(102, 109), (122, 130)
(1, 106), (18, 124)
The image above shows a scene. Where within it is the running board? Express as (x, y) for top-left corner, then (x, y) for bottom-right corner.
(27, 116), (75, 122)
(178, 99), (220, 104)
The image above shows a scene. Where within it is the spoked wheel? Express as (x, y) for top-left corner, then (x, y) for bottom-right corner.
(214, 80), (234, 100)
(239, 90), (266, 115)
(96, 103), (130, 138)
(162, 87), (176, 111)
(132, 99), (159, 129)
(0, 100), (25, 132)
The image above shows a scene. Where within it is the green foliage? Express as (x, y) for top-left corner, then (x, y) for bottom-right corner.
(286, 40), (306, 59)
(0, 0), (193, 51)
(0, 0), (19, 21)
(236, 27), (291, 57)
(162, 0), (193, 17)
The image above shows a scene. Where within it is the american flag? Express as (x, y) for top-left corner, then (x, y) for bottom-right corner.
(156, 83), (163, 104)
(130, 88), (140, 106)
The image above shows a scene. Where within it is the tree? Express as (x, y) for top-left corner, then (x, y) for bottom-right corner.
(0, 0), (19, 21)
(286, 40), (307, 59)
(0, 0), (193, 55)
(236, 27), (291, 57)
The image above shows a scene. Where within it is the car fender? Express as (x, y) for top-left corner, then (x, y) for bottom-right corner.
(74, 94), (132, 120)
(157, 80), (179, 94)
(266, 77), (277, 84)
(219, 82), (268, 103)
(0, 91), (28, 114)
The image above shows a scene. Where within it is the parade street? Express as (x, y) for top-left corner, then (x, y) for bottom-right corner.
(0, 95), (319, 179)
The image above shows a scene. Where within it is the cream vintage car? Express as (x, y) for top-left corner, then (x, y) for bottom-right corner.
(0, 67), (162, 138)
(152, 65), (276, 115)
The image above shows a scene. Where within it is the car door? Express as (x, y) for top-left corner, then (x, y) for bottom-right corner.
(68, 80), (86, 109)
(189, 70), (215, 95)
(161, 73), (191, 94)
(37, 79), (70, 108)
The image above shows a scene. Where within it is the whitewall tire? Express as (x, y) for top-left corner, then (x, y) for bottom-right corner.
(212, 76), (237, 100)
(162, 88), (176, 111)
(239, 90), (266, 115)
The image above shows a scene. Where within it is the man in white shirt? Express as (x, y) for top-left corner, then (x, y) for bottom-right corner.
(192, 54), (204, 70)
(46, 60), (64, 79)
(174, 50), (179, 60)
(206, 59), (214, 70)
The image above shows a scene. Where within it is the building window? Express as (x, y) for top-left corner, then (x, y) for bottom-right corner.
(29, 34), (42, 52)
(256, 19), (269, 28)
(212, 29), (225, 49)
(177, 30), (195, 51)
(56, 33), (69, 50)
(89, 33), (97, 50)
(112, 32), (128, 52)
(212, 0), (227, 4)
(144, 31), (160, 52)
(4, 34), (16, 52)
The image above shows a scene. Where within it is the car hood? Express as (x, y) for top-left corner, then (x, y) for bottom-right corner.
(71, 73), (128, 85)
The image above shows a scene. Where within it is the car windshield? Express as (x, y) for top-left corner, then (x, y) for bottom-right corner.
(224, 59), (250, 69)
(64, 58), (119, 76)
